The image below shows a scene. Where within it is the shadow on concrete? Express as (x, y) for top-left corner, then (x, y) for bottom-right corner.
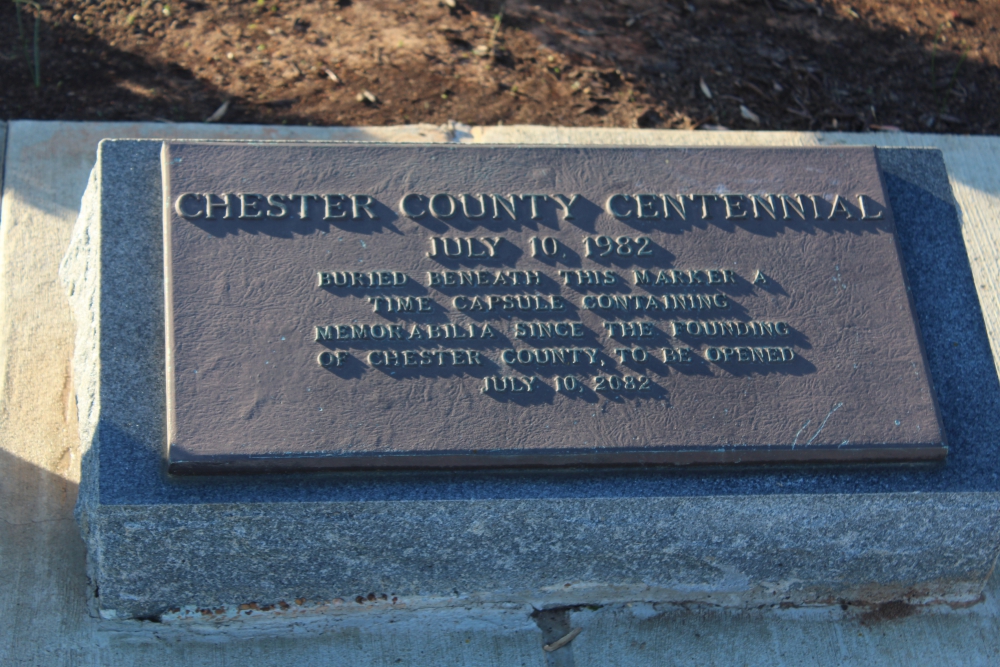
(0, 448), (91, 642)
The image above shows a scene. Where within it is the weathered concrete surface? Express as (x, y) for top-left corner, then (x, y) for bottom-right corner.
(4, 120), (1000, 664)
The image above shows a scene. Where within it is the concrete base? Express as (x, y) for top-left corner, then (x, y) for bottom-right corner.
(4, 120), (1000, 664)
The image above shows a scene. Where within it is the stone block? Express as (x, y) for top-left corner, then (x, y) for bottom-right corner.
(61, 140), (1000, 619)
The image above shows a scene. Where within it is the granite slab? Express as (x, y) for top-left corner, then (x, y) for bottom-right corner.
(61, 140), (1000, 619)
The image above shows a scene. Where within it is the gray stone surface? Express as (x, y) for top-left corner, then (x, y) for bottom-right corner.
(62, 138), (1000, 620)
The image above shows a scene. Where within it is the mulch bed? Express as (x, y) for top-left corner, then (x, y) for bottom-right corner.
(1, 0), (998, 133)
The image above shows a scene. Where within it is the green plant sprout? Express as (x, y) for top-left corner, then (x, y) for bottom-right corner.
(928, 14), (970, 119)
(938, 47), (970, 117)
(929, 22), (945, 88)
(13, 0), (42, 88)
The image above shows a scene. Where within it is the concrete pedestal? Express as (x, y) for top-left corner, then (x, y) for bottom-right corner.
(4, 120), (1000, 664)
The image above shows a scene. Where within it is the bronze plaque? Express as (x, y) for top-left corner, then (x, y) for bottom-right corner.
(163, 142), (946, 473)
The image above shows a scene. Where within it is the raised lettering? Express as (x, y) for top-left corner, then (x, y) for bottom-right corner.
(552, 194), (581, 221)
(175, 193), (203, 218)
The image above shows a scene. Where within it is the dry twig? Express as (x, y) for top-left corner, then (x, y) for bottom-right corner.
(204, 100), (230, 122)
(543, 627), (582, 652)
(487, 3), (505, 66)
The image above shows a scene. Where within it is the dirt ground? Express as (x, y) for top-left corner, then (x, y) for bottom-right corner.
(1, 0), (998, 133)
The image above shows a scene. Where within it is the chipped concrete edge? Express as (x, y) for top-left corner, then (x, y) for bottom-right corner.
(87, 582), (992, 640)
